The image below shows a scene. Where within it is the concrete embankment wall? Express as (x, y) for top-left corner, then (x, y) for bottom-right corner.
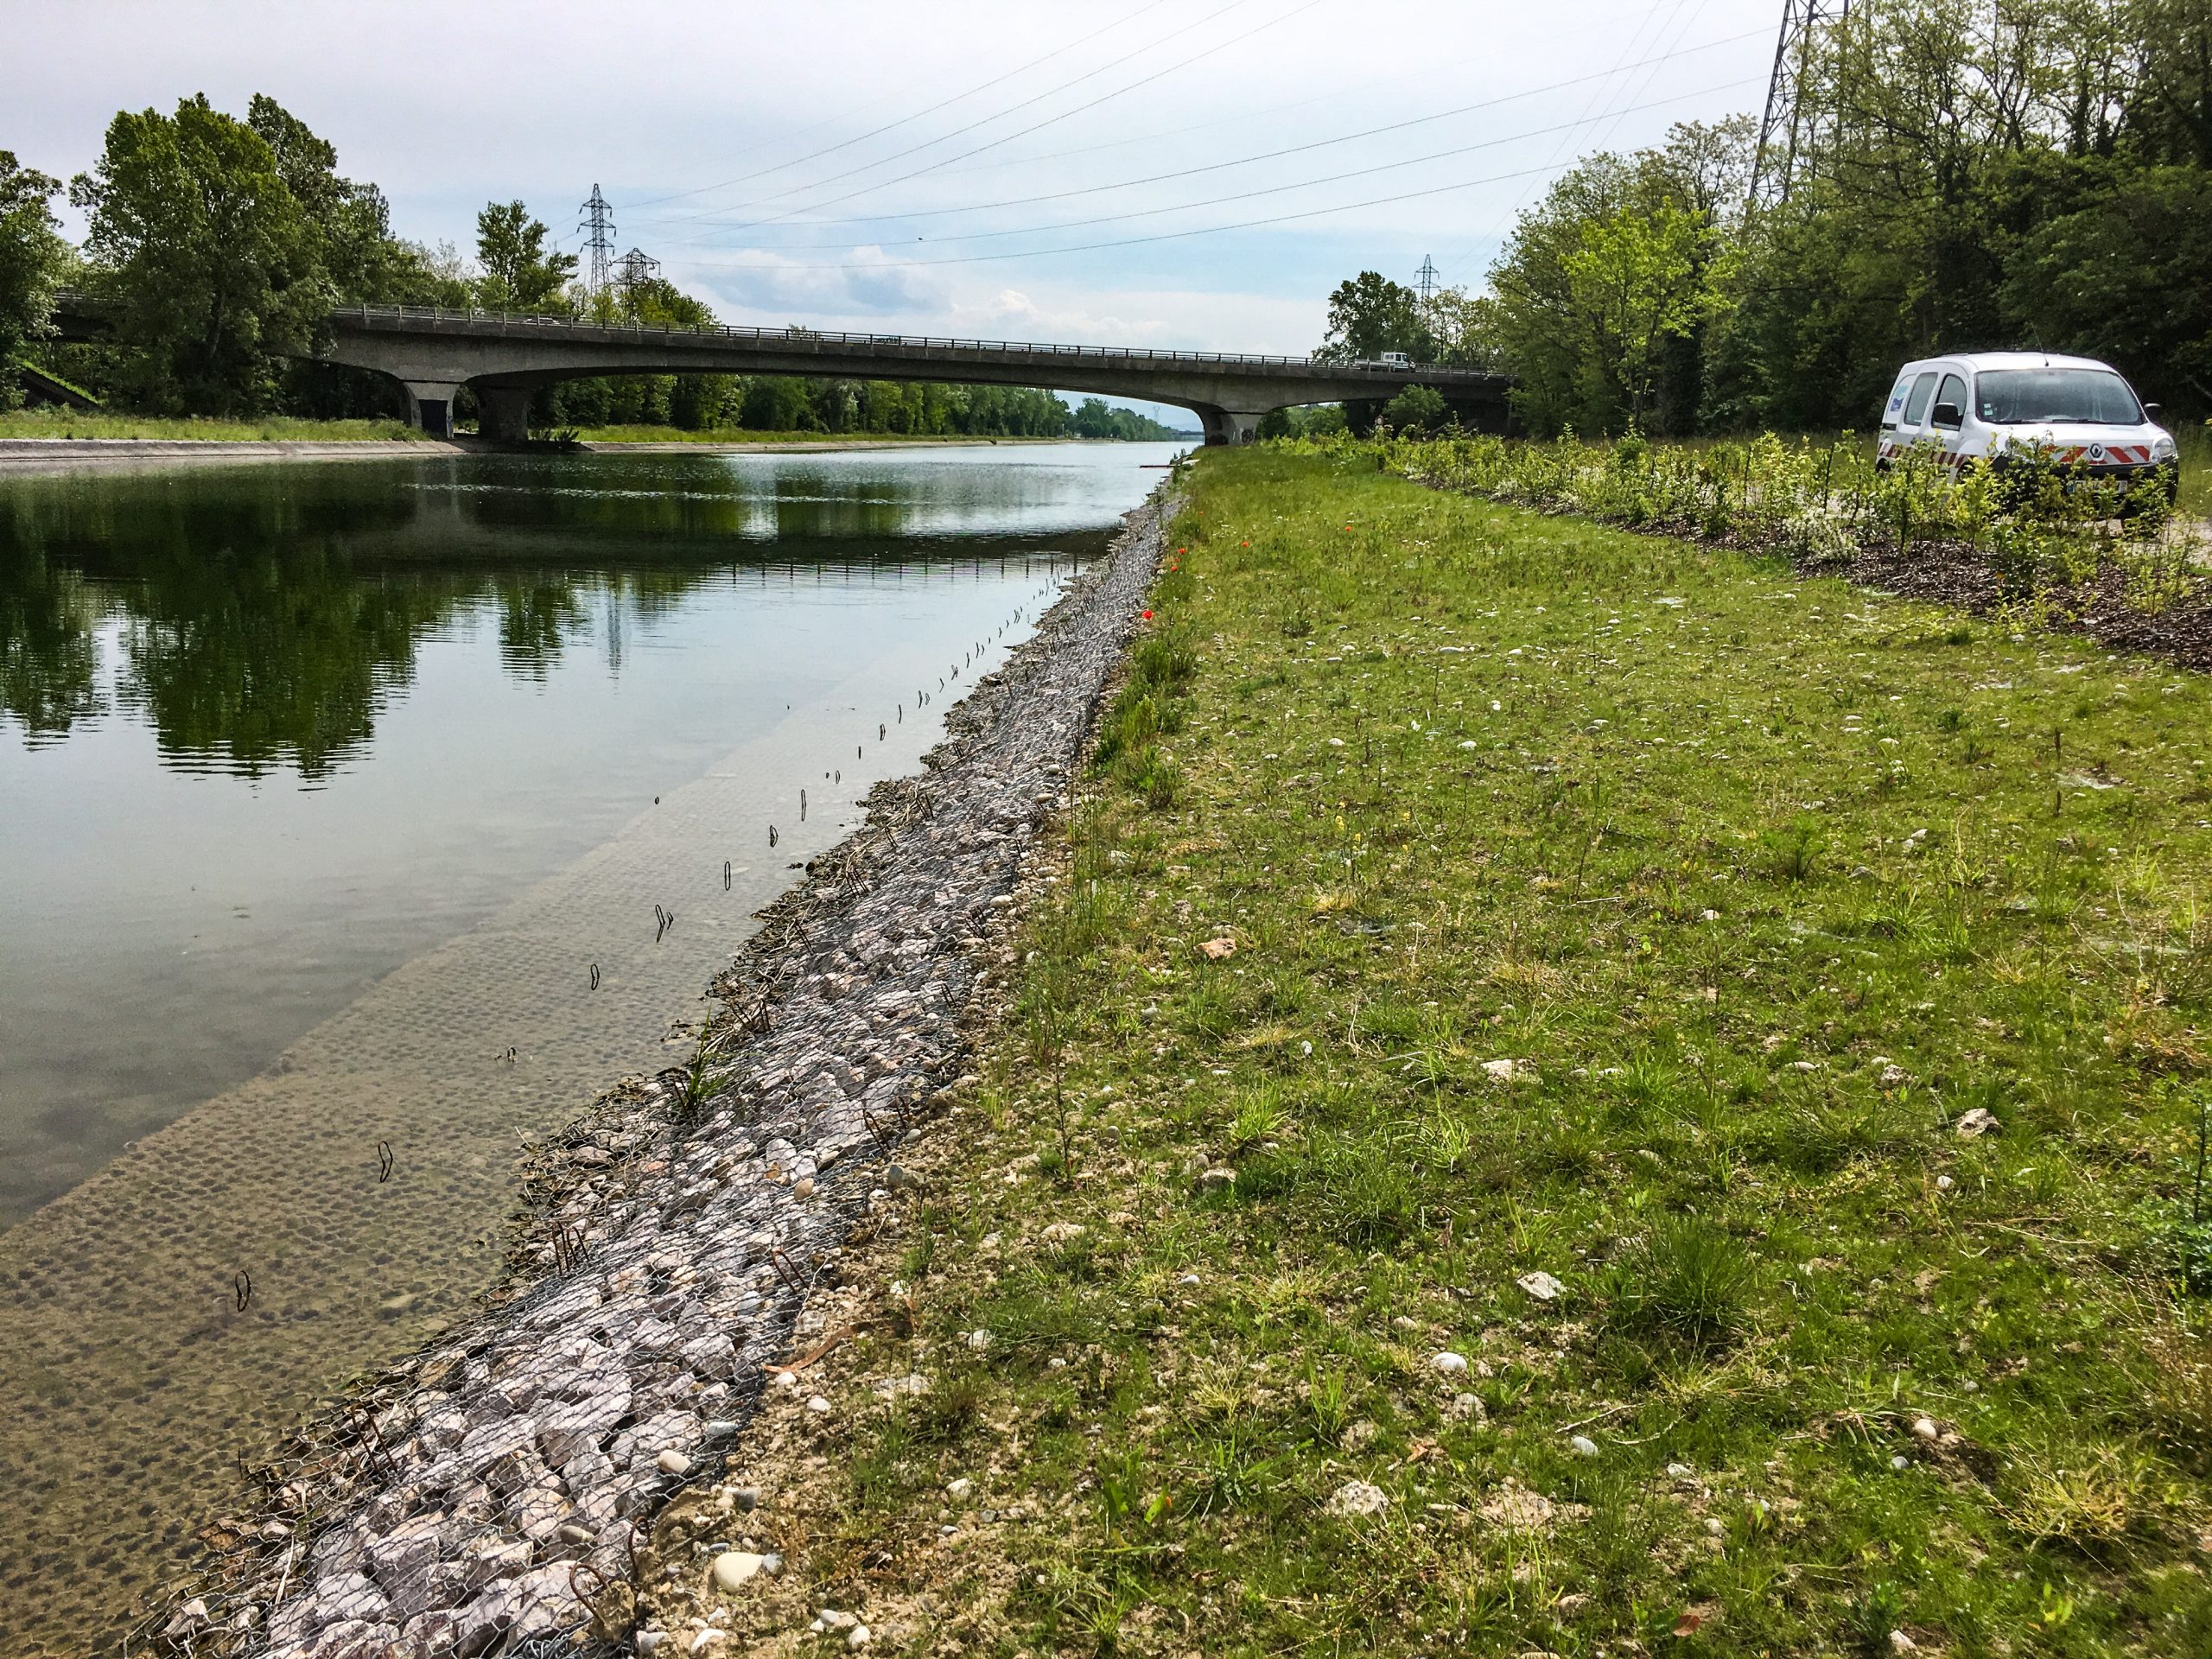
(162, 494), (1166, 1656)
(0, 438), (468, 473)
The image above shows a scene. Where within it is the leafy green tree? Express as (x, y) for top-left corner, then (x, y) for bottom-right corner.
(474, 202), (575, 312)
(2129, 0), (2212, 166)
(2002, 161), (2212, 405)
(1317, 270), (1437, 362)
(0, 152), (68, 406)
(1562, 203), (1719, 426)
(70, 96), (320, 413)
(1381, 384), (1448, 435)
(244, 95), (404, 307)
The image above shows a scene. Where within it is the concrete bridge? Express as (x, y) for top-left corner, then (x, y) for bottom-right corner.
(47, 295), (1511, 444)
(319, 306), (1510, 445)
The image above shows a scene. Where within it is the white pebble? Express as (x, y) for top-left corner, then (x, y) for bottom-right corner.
(807, 1395), (831, 1415)
(965, 1329), (992, 1351)
(1570, 1434), (1600, 1458)
(711, 1551), (766, 1592)
(658, 1449), (691, 1476)
(1432, 1351), (1469, 1376)
(848, 1625), (873, 1649)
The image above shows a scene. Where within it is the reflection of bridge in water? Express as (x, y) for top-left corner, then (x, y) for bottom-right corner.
(317, 307), (1511, 446)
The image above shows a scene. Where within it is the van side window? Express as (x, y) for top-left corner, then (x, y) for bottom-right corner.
(1903, 372), (1938, 425)
(1933, 373), (1967, 429)
(1882, 378), (1912, 429)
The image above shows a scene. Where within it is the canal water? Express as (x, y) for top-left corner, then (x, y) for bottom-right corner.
(0, 441), (1179, 1652)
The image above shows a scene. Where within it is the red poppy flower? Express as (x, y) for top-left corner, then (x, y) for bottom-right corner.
(1141, 609), (1154, 620)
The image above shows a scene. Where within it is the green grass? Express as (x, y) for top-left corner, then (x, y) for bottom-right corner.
(0, 408), (423, 442)
(2176, 421), (2212, 518)
(744, 448), (2212, 1656)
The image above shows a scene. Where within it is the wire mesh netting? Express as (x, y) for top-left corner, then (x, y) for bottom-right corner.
(143, 504), (1160, 1658)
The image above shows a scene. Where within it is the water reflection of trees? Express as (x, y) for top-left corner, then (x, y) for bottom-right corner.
(0, 459), (1102, 778)
(0, 552), (103, 739)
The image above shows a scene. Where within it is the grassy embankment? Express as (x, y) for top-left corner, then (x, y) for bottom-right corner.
(654, 446), (2212, 1655)
(0, 408), (424, 442)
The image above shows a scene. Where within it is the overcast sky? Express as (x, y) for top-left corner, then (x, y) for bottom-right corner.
(8, 0), (1779, 359)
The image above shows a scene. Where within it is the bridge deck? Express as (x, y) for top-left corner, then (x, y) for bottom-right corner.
(329, 304), (1505, 390)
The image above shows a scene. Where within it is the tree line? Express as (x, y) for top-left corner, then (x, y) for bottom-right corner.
(0, 94), (1190, 440)
(1318, 0), (2212, 437)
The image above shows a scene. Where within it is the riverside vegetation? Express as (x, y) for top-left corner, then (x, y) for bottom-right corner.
(639, 446), (2212, 1656)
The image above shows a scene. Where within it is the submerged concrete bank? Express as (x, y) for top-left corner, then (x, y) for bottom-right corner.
(161, 494), (1166, 1656)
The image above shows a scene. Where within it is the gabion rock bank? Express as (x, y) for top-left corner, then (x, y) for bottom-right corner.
(175, 499), (1164, 1658)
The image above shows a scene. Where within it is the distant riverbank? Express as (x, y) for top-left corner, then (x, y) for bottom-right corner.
(0, 430), (1194, 475)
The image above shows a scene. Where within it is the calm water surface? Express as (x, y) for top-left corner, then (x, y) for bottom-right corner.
(0, 441), (1176, 1650)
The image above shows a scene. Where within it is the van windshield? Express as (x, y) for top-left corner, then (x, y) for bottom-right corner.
(1975, 369), (2143, 425)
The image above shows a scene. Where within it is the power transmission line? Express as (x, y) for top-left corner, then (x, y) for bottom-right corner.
(620, 0), (1176, 214)
(915, 0), (1671, 185)
(671, 73), (1762, 274)
(1748, 0), (1849, 207)
(689, 0), (1325, 243)
(1427, 0), (1710, 284)
(644, 0), (1265, 234)
(660, 26), (1764, 245)
(578, 185), (614, 297)
(683, 75), (1754, 256)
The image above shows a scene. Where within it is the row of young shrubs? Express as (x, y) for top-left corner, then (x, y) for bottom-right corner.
(1285, 426), (2199, 614)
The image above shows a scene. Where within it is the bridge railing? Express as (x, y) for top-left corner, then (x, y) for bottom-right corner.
(329, 302), (1504, 380)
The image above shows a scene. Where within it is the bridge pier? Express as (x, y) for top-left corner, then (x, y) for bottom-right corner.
(401, 381), (463, 440)
(476, 385), (533, 444)
(1198, 408), (1266, 447)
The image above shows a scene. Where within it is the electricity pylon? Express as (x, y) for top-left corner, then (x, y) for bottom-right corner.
(579, 185), (615, 298)
(1416, 255), (1439, 302)
(614, 246), (662, 308)
(1747, 0), (1849, 208)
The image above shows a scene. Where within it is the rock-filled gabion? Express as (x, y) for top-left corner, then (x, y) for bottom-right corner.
(172, 500), (1164, 1658)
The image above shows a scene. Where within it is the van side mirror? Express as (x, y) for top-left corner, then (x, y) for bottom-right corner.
(1931, 402), (1962, 429)
(2143, 402), (2164, 423)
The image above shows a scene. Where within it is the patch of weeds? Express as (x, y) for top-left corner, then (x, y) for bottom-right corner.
(1758, 815), (1824, 882)
(907, 1367), (987, 1447)
(1228, 1082), (1289, 1148)
(2003, 1441), (2155, 1550)
(1606, 1216), (1754, 1346)
(849, 1414), (916, 1510)
(1843, 1578), (1908, 1655)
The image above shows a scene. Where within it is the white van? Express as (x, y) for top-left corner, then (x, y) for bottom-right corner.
(1876, 351), (2178, 499)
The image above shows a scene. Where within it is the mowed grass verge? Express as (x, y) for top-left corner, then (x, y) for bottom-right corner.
(656, 448), (2212, 1656)
(0, 408), (425, 442)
